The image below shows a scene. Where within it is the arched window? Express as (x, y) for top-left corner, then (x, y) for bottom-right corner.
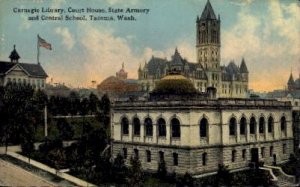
(268, 116), (274, 133)
(121, 117), (129, 135)
(158, 118), (166, 137)
(250, 117), (256, 134)
(202, 152), (207, 166)
(171, 118), (180, 138)
(229, 117), (236, 136)
(200, 118), (208, 137)
(259, 117), (265, 134)
(133, 117), (140, 136)
(240, 117), (246, 135)
(145, 118), (153, 136)
(281, 116), (286, 132)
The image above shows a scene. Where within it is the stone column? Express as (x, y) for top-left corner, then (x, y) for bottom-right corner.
(246, 122), (250, 142)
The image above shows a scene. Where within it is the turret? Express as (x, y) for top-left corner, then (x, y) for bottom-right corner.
(9, 45), (20, 63)
(287, 72), (295, 91)
(240, 58), (249, 81)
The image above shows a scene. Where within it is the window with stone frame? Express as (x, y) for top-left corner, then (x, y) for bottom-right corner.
(173, 153), (178, 166)
(268, 116), (274, 133)
(232, 150), (236, 162)
(280, 116), (286, 132)
(242, 149), (246, 161)
(270, 146), (273, 157)
(171, 118), (181, 138)
(200, 118), (208, 137)
(145, 117), (153, 136)
(146, 150), (151, 162)
(133, 148), (139, 159)
(159, 151), (164, 162)
(250, 117), (256, 134)
(121, 117), (129, 135)
(202, 152), (207, 166)
(133, 117), (141, 136)
(123, 148), (127, 159)
(259, 117), (265, 134)
(229, 117), (236, 136)
(240, 117), (247, 135)
(158, 118), (166, 137)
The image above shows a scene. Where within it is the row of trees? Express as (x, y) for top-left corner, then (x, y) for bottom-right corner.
(47, 91), (108, 116)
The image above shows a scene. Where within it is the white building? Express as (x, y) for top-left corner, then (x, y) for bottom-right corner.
(111, 74), (294, 174)
(0, 45), (48, 89)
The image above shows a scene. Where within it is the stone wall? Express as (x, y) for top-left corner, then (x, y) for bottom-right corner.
(112, 139), (294, 175)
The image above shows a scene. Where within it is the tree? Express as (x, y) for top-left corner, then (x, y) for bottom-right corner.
(47, 148), (66, 174)
(97, 94), (111, 129)
(127, 156), (144, 186)
(79, 97), (89, 115)
(112, 153), (127, 184)
(216, 164), (232, 186)
(157, 160), (167, 179)
(69, 91), (80, 115)
(89, 93), (98, 114)
(56, 118), (74, 140)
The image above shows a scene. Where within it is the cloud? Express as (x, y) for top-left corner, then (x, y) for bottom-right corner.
(54, 27), (75, 50)
(229, 0), (255, 6)
(221, 1), (300, 92)
(79, 23), (141, 85)
(19, 14), (31, 30)
(105, 0), (138, 5)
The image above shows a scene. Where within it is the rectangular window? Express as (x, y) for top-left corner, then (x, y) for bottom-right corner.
(123, 148), (127, 159)
(232, 150), (236, 162)
(134, 149), (139, 159)
(242, 149), (246, 161)
(159, 151), (164, 163)
(270, 146), (273, 157)
(146, 150), (151, 162)
(173, 153), (178, 166)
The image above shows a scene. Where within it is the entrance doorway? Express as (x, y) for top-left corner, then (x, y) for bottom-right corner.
(251, 148), (259, 163)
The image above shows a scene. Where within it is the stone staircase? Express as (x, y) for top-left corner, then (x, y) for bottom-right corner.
(262, 165), (299, 187)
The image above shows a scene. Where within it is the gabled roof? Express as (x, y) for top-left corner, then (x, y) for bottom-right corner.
(200, 0), (217, 20)
(145, 56), (167, 75)
(225, 61), (239, 75)
(240, 58), (248, 73)
(171, 48), (184, 65)
(0, 61), (48, 78)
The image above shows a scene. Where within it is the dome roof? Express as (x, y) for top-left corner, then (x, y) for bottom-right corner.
(151, 74), (198, 95)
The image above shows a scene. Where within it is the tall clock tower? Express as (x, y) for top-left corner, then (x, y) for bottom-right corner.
(196, 0), (220, 71)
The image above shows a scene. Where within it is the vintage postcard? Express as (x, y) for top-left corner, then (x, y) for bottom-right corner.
(0, 0), (299, 186)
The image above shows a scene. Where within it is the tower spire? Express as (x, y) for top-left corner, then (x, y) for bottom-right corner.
(200, 0), (217, 20)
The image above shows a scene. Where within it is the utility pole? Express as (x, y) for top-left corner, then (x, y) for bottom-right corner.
(44, 104), (48, 137)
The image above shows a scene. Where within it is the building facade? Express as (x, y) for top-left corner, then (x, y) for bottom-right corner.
(138, 0), (249, 98)
(0, 45), (48, 89)
(111, 74), (294, 175)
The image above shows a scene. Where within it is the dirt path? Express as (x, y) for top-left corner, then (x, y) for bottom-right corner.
(0, 158), (56, 186)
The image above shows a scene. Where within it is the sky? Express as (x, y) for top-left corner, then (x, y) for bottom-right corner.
(0, 0), (299, 91)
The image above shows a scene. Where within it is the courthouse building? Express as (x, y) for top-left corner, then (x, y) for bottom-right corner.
(111, 1), (294, 175)
(138, 0), (249, 98)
